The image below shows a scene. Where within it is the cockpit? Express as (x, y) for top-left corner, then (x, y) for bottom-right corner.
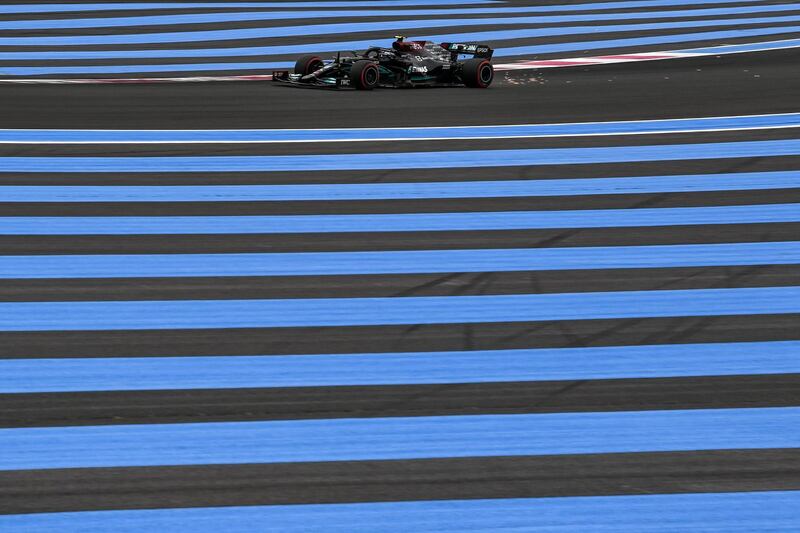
(391, 38), (450, 61)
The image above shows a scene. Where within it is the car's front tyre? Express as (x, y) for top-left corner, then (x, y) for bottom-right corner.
(349, 60), (380, 90)
(294, 55), (324, 75)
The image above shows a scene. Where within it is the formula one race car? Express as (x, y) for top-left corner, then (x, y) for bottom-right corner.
(272, 36), (494, 90)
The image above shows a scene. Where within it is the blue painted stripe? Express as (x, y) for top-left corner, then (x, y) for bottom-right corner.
(2, 171), (797, 202)
(1, 491), (797, 533)
(3, 340), (798, 393)
(0, 286), (798, 331)
(1, 241), (799, 279)
(0, 0), (500, 15)
(3, 140), (800, 173)
(0, 0), (760, 16)
(0, 5), (794, 47)
(4, 115), (799, 142)
(1, 3), (792, 30)
(1, 203), (798, 236)
(0, 407), (797, 469)
(0, 61), (293, 75)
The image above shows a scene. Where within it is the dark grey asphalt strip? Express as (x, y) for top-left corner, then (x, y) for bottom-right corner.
(2, 189), (797, 216)
(1, 222), (797, 255)
(3, 127), (797, 156)
(1, 264), (797, 302)
(1, 449), (798, 514)
(0, 19), (508, 40)
(0, 20), (539, 41)
(5, 5), (603, 23)
(3, 374), (799, 427)
(1, 313), (797, 359)
(0, 8), (390, 22)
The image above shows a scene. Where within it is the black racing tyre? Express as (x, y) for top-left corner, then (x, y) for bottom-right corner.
(349, 60), (380, 90)
(294, 54), (324, 75)
(462, 58), (494, 88)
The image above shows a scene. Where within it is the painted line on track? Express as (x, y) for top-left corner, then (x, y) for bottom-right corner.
(2, 340), (799, 393)
(3, 113), (800, 143)
(3, 139), (800, 172)
(0, 491), (797, 533)
(1, 203), (798, 236)
(0, 406), (798, 469)
(0, 286), (798, 331)
(0, 241), (798, 279)
(0, 171), (798, 202)
(1, 203), (798, 235)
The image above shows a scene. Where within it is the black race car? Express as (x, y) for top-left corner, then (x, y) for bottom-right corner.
(272, 36), (494, 90)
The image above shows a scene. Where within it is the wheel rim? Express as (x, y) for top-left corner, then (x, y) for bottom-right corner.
(307, 60), (323, 73)
(479, 63), (493, 85)
(363, 65), (378, 86)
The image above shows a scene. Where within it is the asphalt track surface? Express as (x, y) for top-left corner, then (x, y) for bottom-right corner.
(1, 1), (800, 532)
(2, 47), (800, 127)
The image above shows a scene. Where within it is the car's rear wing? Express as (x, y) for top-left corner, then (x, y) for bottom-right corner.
(440, 42), (493, 59)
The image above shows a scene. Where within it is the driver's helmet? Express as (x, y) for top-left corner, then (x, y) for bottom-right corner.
(392, 36), (405, 52)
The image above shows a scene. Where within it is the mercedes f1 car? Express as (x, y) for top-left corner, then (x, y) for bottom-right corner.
(272, 36), (494, 90)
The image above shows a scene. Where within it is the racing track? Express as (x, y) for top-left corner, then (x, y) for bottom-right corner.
(2, 46), (800, 127)
(1, 1), (800, 531)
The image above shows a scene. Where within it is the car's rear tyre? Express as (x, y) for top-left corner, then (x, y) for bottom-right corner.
(294, 55), (324, 75)
(349, 60), (380, 90)
(462, 58), (493, 88)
